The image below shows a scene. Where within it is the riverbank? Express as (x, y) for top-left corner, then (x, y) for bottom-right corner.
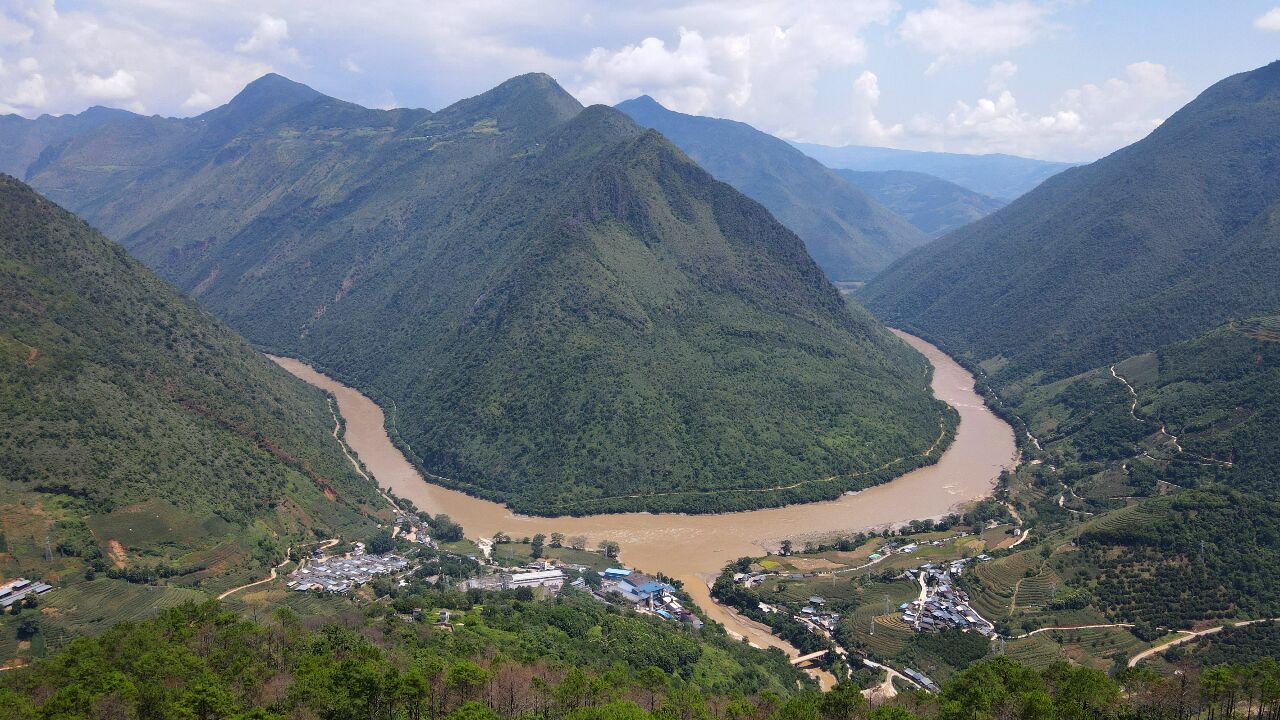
(269, 330), (1015, 658)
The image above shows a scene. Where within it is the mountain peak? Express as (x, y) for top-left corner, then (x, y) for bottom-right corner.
(619, 95), (663, 109)
(442, 72), (582, 131)
(228, 73), (324, 109)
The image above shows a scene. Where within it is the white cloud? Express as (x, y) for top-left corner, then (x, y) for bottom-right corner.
(342, 57), (362, 74)
(906, 61), (1184, 160)
(1255, 7), (1280, 31)
(235, 14), (299, 62)
(183, 90), (214, 110)
(0, 1), (272, 117)
(571, 1), (899, 143)
(5, 72), (45, 107)
(0, 14), (34, 45)
(849, 70), (903, 143)
(900, 0), (1055, 72)
(73, 69), (137, 100)
(986, 60), (1017, 93)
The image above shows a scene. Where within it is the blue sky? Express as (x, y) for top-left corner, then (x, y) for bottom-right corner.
(1, 1), (1277, 161)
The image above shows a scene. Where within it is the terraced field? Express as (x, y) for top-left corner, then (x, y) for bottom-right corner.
(1012, 568), (1064, 610)
(27, 579), (208, 657)
(836, 580), (919, 659)
(969, 551), (1042, 618)
(1005, 633), (1070, 667)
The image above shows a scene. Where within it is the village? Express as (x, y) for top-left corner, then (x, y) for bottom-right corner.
(283, 517), (703, 628)
(899, 558), (996, 636)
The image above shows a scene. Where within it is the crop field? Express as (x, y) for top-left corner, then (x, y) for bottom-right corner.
(969, 550), (1042, 618)
(86, 499), (212, 553)
(759, 575), (864, 606)
(40, 579), (206, 632)
(1004, 633), (1069, 667)
(837, 580), (919, 660)
(1012, 568), (1065, 610)
(490, 542), (614, 572)
(1079, 502), (1158, 536)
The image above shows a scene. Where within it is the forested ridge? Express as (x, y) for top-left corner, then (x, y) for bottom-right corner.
(615, 95), (928, 281)
(18, 73), (948, 516)
(862, 60), (1280, 388)
(0, 175), (380, 588)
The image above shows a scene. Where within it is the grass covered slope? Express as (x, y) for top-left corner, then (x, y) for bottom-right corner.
(617, 95), (929, 281)
(0, 176), (379, 583)
(24, 75), (950, 516)
(834, 169), (1006, 238)
(861, 60), (1280, 387)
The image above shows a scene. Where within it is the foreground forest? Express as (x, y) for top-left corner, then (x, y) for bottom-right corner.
(4, 599), (1278, 720)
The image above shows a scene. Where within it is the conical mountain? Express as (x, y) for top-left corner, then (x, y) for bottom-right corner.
(0, 175), (378, 577)
(862, 60), (1280, 386)
(616, 95), (929, 281)
(24, 74), (950, 515)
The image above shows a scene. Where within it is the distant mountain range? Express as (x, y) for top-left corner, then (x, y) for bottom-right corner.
(0, 106), (136, 178)
(616, 96), (928, 281)
(792, 141), (1076, 200)
(16, 73), (950, 515)
(833, 169), (1006, 238)
(861, 60), (1280, 387)
(0, 175), (377, 581)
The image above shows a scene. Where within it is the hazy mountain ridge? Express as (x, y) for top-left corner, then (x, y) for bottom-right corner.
(834, 169), (1006, 237)
(616, 95), (929, 281)
(20, 74), (949, 515)
(792, 141), (1076, 200)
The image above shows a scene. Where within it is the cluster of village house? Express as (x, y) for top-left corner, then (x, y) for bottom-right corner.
(598, 567), (704, 627)
(284, 533), (700, 627)
(287, 544), (411, 593)
(900, 558), (996, 635)
(0, 578), (53, 610)
(732, 535), (996, 641)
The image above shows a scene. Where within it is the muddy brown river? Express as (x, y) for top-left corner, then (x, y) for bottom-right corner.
(270, 330), (1015, 657)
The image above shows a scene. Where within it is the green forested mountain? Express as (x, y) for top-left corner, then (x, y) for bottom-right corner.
(23, 74), (948, 516)
(616, 96), (928, 281)
(834, 169), (1006, 237)
(862, 60), (1280, 387)
(791, 141), (1074, 200)
(0, 175), (379, 585)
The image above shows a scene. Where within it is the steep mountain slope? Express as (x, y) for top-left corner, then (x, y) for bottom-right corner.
(1008, 313), (1280, 627)
(616, 96), (929, 281)
(25, 75), (950, 516)
(862, 61), (1280, 387)
(0, 106), (136, 178)
(834, 169), (1006, 237)
(0, 176), (378, 585)
(792, 141), (1074, 200)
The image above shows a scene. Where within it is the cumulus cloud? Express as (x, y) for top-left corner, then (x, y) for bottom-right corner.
(0, 1), (273, 117)
(849, 71), (903, 143)
(572, 1), (899, 143)
(74, 69), (137, 100)
(0, 13), (34, 45)
(235, 14), (299, 62)
(907, 61), (1183, 160)
(900, 0), (1055, 72)
(0, 1), (1200, 159)
(1255, 7), (1280, 31)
